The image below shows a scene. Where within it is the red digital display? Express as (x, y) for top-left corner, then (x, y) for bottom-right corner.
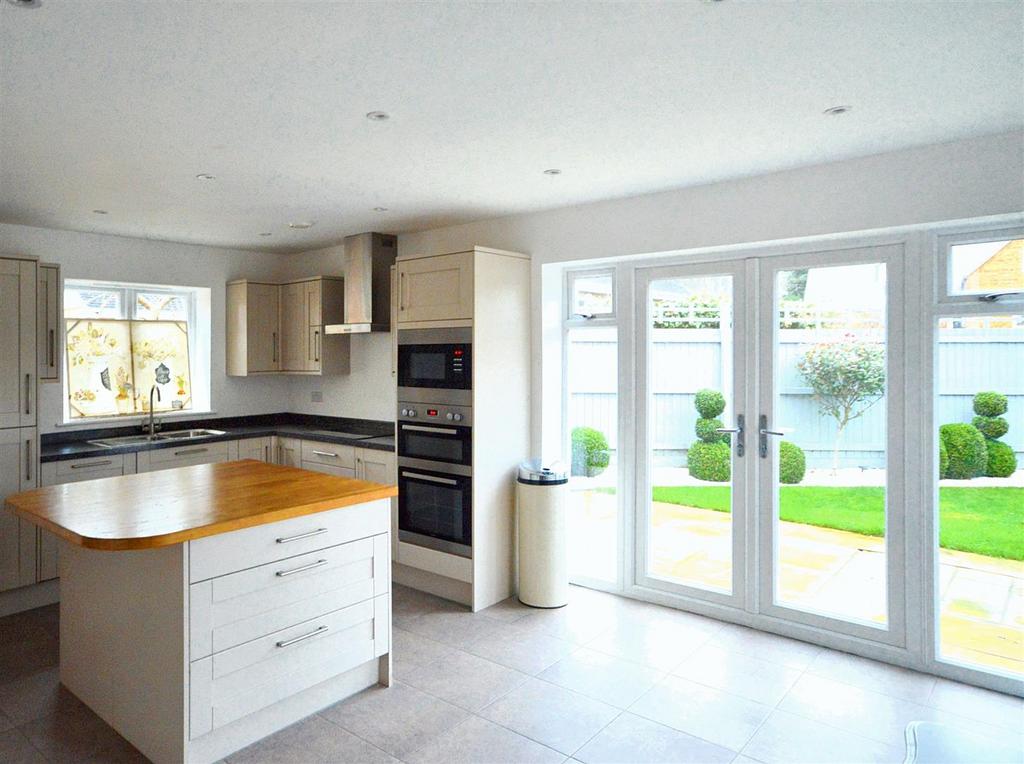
(427, 409), (438, 417)
(453, 349), (464, 357)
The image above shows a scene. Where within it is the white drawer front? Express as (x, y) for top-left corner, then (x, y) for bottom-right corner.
(55, 453), (125, 478)
(301, 441), (355, 469)
(147, 440), (231, 468)
(301, 460), (356, 478)
(189, 593), (389, 739)
(190, 534), (389, 658)
(188, 499), (390, 582)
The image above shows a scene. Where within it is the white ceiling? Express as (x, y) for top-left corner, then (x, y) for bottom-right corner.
(1, 1), (1021, 254)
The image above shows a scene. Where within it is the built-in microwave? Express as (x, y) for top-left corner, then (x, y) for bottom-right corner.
(397, 328), (471, 393)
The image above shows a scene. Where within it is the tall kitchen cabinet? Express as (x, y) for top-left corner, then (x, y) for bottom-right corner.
(0, 256), (38, 593)
(394, 247), (530, 612)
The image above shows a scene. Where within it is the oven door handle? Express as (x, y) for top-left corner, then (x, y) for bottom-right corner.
(400, 471), (459, 485)
(400, 424), (459, 435)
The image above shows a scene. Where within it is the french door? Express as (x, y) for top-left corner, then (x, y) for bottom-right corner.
(636, 244), (906, 645)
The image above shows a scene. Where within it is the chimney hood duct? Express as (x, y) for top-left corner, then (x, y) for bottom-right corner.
(324, 232), (397, 334)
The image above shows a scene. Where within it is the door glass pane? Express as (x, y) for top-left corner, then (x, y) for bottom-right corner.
(567, 326), (618, 583)
(773, 263), (888, 625)
(645, 275), (734, 593)
(948, 239), (1024, 296)
(936, 313), (1023, 678)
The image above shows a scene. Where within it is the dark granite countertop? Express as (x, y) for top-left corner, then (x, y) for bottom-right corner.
(40, 413), (395, 463)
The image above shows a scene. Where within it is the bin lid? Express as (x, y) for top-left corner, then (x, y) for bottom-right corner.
(517, 459), (568, 485)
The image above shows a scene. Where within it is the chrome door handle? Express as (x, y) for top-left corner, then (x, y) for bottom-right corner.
(25, 438), (32, 482)
(276, 528), (328, 544)
(275, 559), (327, 577)
(314, 330), (320, 362)
(48, 328), (55, 368)
(715, 414), (744, 457)
(759, 414), (784, 458)
(25, 374), (31, 415)
(276, 625), (328, 648)
(401, 471), (458, 485)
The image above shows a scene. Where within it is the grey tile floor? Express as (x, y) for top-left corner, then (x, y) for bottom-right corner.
(0, 585), (1021, 763)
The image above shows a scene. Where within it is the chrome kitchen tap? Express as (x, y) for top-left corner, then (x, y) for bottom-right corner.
(145, 384), (161, 438)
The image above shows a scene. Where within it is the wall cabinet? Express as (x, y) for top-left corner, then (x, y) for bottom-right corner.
(0, 428), (38, 592)
(37, 263), (61, 383)
(226, 281), (280, 376)
(396, 251), (474, 324)
(228, 277), (348, 376)
(0, 258), (37, 429)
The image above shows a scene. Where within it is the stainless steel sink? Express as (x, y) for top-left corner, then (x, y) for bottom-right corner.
(87, 429), (225, 448)
(160, 429), (226, 440)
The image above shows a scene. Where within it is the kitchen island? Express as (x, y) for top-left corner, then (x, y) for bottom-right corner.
(5, 460), (397, 764)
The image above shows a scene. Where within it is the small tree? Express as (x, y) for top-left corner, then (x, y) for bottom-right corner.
(797, 337), (885, 472)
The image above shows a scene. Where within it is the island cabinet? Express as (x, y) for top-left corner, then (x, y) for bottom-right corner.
(6, 460), (396, 764)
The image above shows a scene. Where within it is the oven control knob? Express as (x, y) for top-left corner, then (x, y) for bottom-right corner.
(401, 408), (409, 417)
(408, 409), (417, 417)
(452, 413), (463, 422)
(445, 412), (454, 421)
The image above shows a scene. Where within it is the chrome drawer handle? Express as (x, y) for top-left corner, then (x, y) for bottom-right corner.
(174, 447), (208, 456)
(275, 528), (328, 544)
(276, 625), (328, 648)
(70, 460), (113, 469)
(401, 471), (458, 486)
(311, 450), (338, 458)
(275, 559), (327, 577)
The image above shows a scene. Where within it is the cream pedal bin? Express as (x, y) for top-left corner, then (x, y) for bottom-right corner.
(516, 460), (569, 608)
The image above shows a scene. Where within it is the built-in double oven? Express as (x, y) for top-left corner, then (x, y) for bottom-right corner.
(397, 328), (473, 558)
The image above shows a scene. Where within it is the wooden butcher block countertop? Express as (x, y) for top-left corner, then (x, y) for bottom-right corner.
(5, 459), (397, 551)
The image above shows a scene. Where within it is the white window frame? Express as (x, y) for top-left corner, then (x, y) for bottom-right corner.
(566, 267), (617, 323)
(936, 225), (1024, 307)
(61, 278), (212, 425)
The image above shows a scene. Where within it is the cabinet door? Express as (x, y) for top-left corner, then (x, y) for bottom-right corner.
(397, 253), (474, 323)
(279, 282), (309, 372)
(276, 437), (300, 467)
(37, 264), (60, 382)
(0, 428), (37, 592)
(238, 437), (272, 462)
(301, 460), (356, 478)
(247, 283), (280, 372)
(356, 448), (396, 485)
(0, 259), (36, 428)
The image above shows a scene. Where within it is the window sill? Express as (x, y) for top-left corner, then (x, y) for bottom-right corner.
(55, 410), (217, 429)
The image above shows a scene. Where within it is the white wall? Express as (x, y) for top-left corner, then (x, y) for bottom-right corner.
(0, 223), (295, 433)
(275, 244), (396, 423)
(396, 131), (1024, 453)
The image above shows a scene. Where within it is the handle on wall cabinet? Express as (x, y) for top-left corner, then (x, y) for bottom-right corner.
(25, 374), (31, 414)
(272, 332), (278, 363)
(48, 329), (55, 368)
(399, 271), (405, 312)
(314, 330), (320, 362)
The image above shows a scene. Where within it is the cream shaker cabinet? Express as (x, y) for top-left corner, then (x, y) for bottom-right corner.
(0, 428), (38, 592)
(275, 436), (301, 467)
(396, 251), (474, 324)
(237, 436), (272, 462)
(0, 258), (37, 429)
(355, 447), (395, 484)
(226, 281), (280, 376)
(37, 263), (61, 383)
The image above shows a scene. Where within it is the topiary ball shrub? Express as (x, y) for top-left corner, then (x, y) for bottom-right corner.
(695, 417), (729, 444)
(688, 441), (730, 482)
(973, 415), (1009, 440)
(694, 389), (726, 419)
(939, 423), (988, 479)
(779, 441), (806, 484)
(939, 438), (949, 479)
(571, 426), (610, 478)
(985, 439), (1018, 478)
(973, 391), (1008, 417)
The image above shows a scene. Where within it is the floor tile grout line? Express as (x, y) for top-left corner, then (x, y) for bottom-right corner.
(312, 710), (401, 762)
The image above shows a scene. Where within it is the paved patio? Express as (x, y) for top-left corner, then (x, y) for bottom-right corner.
(568, 490), (1024, 678)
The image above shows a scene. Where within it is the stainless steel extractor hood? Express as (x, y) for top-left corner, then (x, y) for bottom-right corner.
(323, 232), (397, 334)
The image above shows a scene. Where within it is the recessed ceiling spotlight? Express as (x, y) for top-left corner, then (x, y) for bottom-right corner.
(258, 232), (272, 237)
(365, 111), (390, 121)
(542, 168), (562, 175)
(92, 209), (108, 215)
(373, 206), (389, 212)
(6, 0), (42, 8)
(195, 173), (216, 181)
(288, 221), (316, 229)
(823, 105), (852, 116)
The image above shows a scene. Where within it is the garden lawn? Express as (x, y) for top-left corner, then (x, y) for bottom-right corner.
(649, 486), (1024, 561)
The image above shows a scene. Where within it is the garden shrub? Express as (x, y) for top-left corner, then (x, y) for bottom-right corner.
(939, 423), (988, 479)
(985, 439), (1017, 478)
(973, 391), (1008, 417)
(694, 389), (726, 419)
(779, 441), (806, 484)
(695, 417), (728, 444)
(571, 426), (610, 477)
(688, 440), (730, 482)
(972, 415), (1009, 440)
(939, 438), (949, 479)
